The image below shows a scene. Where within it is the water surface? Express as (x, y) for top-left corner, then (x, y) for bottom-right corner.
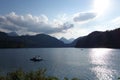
(0, 48), (120, 80)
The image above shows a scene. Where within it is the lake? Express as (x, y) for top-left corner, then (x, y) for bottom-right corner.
(0, 48), (120, 80)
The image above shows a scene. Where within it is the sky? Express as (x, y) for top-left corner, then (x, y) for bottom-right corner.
(0, 0), (120, 39)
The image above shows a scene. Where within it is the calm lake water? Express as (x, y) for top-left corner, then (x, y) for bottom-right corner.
(0, 48), (120, 80)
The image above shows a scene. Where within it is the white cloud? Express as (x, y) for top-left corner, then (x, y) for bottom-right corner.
(73, 12), (97, 23)
(1, 11), (115, 39)
(0, 12), (74, 35)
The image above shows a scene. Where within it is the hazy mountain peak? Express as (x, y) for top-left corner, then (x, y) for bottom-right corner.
(60, 37), (75, 44)
(8, 32), (18, 36)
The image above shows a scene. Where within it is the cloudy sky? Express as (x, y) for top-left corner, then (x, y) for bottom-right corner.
(0, 0), (120, 39)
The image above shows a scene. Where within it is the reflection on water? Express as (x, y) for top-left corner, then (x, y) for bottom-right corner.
(90, 48), (114, 80)
(0, 48), (120, 80)
(90, 48), (112, 65)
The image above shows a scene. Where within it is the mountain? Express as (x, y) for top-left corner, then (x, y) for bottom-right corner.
(1, 27), (120, 48)
(60, 37), (75, 44)
(0, 32), (66, 48)
(68, 36), (84, 47)
(75, 28), (120, 48)
(60, 37), (74, 44)
(0, 31), (23, 48)
(7, 32), (18, 36)
(60, 37), (68, 44)
(69, 38), (75, 42)
(0, 31), (8, 37)
(21, 34), (66, 48)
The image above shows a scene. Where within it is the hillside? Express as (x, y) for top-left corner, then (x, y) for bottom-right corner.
(0, 32), (65, 48)
(75, 28), (120, 48)
(60, 37), (75, 44)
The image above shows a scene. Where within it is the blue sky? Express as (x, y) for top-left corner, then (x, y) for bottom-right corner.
(0, 0), (120, 39)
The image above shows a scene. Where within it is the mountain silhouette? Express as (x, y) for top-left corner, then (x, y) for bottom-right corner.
(75, 28), (120, 48)
(7, 32), (18, 36)
(0, 32), (65, 48)
(0, 27), (120, 48)
(60, 37), (74, 44)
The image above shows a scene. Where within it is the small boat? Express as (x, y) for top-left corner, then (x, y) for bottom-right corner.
(30, 56), (43, 62)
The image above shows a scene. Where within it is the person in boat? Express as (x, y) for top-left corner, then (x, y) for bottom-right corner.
(30, 56), (43, 62)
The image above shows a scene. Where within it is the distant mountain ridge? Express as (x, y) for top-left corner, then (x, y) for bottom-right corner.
(75, 28), (120, 48)
(7, 32), (18, 36)
(0, 32), (66, 48)
(60, 37), (75, 44)
(0, 27), (120, 48)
